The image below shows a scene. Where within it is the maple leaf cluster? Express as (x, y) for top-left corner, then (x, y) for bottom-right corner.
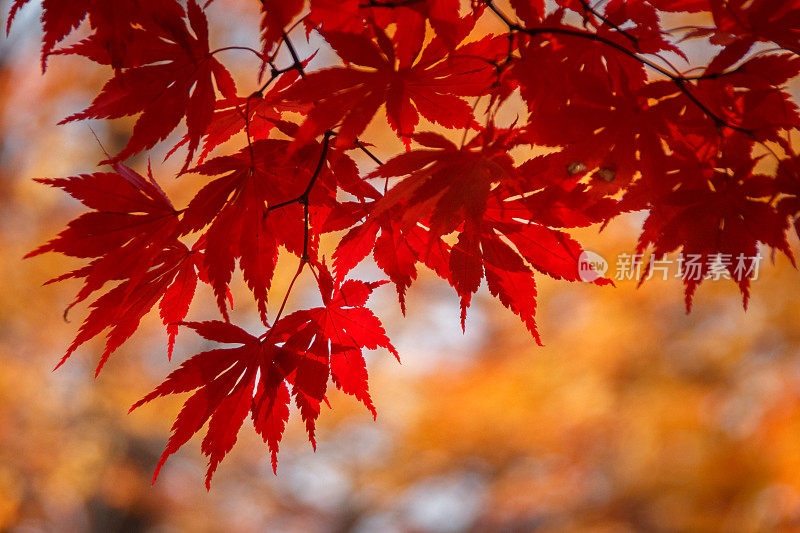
(13, 0), (800, 487)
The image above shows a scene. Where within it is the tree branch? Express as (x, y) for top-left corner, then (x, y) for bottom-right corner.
(281, 31), (306, 79)
(577, 0), (640, 50)
(483, 0), (752, 136)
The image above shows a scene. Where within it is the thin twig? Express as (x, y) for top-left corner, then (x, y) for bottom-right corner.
(266, 130), (336, 214)
(483, 0), (753, 136)
(210, 46), (265, 61)
(260, 131), (336, 333)
(244, 94), (256, 165)
(578, 0), (639, 50)
(281, 31), (306, 79)
(268, 260), (305, 332)
(354, 140), (384, 166)
(460, 96), (483, 149)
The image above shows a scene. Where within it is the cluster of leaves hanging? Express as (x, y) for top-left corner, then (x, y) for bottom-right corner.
(13, 0), (800, 487)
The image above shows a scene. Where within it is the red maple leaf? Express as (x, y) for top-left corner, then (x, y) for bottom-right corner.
(58, 0), (237, 167)
(259, 0), (305, 58)
(273, 267), (398, 423)
(334, 204), (452, 314)
(25, 162), (196, 372)
(130, 320), (310, 487)
(637, 152), (795, 309)
(284, 28), (504, 147)
(168, 70), (310, 165)
(182, 137), (377, 321)
(131, 270), (392, 487)
(706, 0), (800, 68)
(7, 0), (186, 70)
(360, 129), (611, 335)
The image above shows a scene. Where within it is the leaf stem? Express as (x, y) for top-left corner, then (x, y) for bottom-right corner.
(354, 139), (384, 166)
(268, 259), (305, 332)
(210, 46), (265, 60)
(263, 131), (336, 332)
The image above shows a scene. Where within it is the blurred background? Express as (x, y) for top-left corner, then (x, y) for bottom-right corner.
(2, 1), (800, 532)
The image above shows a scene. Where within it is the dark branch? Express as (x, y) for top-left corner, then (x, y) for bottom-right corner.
(483, 0), (753, 136)
(281, 31), (306, 79)
(354, 140), (384, 166)
(577, 0), (640, 50)
(261, 130), (337, 331)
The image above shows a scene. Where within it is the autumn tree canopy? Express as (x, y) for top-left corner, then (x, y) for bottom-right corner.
(11, 0), (800, 487)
